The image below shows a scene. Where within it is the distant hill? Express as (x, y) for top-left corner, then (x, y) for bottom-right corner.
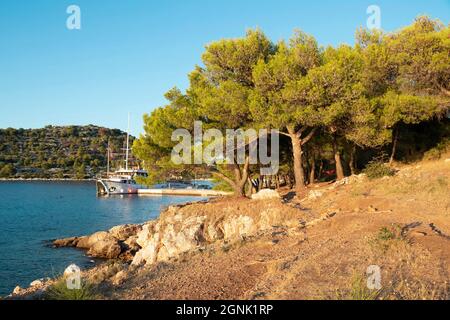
(0, 125), (135, 179)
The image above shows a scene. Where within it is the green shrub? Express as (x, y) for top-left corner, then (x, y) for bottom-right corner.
(369, 224), (404, 253)
(377, 227), (396, 241)
(362, 161), (396, 180)
(45, 278), (97, 300)
(336, 273), (381, 300)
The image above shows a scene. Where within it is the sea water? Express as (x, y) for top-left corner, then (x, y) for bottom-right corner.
(0, 181), (206, 296)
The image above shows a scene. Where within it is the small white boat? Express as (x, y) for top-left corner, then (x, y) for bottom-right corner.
(96, 114), (148, 195)
(96, 168), (148, 195)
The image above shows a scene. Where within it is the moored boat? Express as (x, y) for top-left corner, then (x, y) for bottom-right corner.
(96, 114), (148, 195)
(96, 169), (148, 195)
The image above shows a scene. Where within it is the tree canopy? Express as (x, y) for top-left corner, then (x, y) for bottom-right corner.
(134, 16), (450, 196)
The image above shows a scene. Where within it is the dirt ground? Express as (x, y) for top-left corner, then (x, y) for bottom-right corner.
(99, 158), (449, 300)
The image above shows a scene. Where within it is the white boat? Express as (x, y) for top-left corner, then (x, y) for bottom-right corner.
(96, 114), (148, 195)
(96, 168), (148, 195)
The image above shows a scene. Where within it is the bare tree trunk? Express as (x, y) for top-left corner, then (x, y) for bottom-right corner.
(309, 159), (316, 185)
(288, 129), (306, 194)
(233, 160), (249, 197)
(333, 135), (345, 181)
(318, 160), (324, 181)
(349, 144), (357, 175)
(214, 156), (250, 197)
(389, 127), (399, 166)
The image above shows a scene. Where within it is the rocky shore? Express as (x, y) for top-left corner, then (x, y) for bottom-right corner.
(8, 190), (322, 299)
(7, 158), (450, 300)
(0, 178), (96, 182)
(54, 193), (307, 266)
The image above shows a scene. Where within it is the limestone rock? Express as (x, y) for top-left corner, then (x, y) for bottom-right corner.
(308, 190), (324, 200)
(132, 232), (160, 266)
(223, 215), (256, 239)
(123, 235), (140, 252)
(76, 231), (110, 249)
(251, 189), (281, 200)
(109, 224), (142, 241)
(13, 286), (23, 295)
(53, 237), (79, 247)
(136, 222), (159, 248)
(87, 239), (122, 259)
(29, 279), (44, 288)
(111, 270), (128, 286)
(158, 216), (206, 262)
(259, 209), (281, 230)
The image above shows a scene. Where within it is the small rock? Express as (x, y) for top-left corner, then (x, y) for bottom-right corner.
(368, 205), (378, 213)
(13, 286), (23, 295)
(251, 189), (280, 200)
(29, 279), (44, 287)
(307, 190), (324, 200)
(111, 270), (128, 286)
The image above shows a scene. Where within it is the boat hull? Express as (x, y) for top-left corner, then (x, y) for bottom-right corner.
(96, 180), (143, 195)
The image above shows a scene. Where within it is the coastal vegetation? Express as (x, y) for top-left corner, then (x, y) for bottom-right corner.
(33, 155), (449, 300)
(0, 125), (132, 179)
(133, 16), (450, 195)
(45, 278), (97, 300)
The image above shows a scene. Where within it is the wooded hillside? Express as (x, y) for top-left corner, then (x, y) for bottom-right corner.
(0, 125), (133, 179)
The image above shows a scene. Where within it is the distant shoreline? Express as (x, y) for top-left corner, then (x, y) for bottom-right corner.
(0, 178), (96, 182)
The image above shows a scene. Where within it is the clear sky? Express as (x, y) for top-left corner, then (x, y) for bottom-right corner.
(1, 0), (449, 136)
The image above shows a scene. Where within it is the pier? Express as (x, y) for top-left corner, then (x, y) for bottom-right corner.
(137, 188), (232, 197)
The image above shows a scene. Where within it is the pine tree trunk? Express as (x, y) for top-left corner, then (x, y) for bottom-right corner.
(318, 160), (324, 181)
(309, 160), (316, 185)
(333, 135), (345, 181)
(289, 129), (306, 193)
(349, 144), (357, 175)
(389, 127), (399, 166)
(234, 184), (245, 197)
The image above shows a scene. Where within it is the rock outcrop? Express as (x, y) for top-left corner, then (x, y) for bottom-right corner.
(54, 199), (303, 268)
(130, 201), (300, 266)
(53, 224), (143, 261)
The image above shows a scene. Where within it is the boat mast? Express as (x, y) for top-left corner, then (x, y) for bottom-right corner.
(125, 113), (130, 171)
(107, 138), (110, 176)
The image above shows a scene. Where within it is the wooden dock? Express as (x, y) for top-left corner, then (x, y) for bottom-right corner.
(137, 188), (232, 197)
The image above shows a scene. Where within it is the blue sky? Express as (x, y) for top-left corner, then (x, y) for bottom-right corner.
(1, 0), (449, 136)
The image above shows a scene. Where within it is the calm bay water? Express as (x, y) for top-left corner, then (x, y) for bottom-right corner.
(0, 181), (206, 296)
